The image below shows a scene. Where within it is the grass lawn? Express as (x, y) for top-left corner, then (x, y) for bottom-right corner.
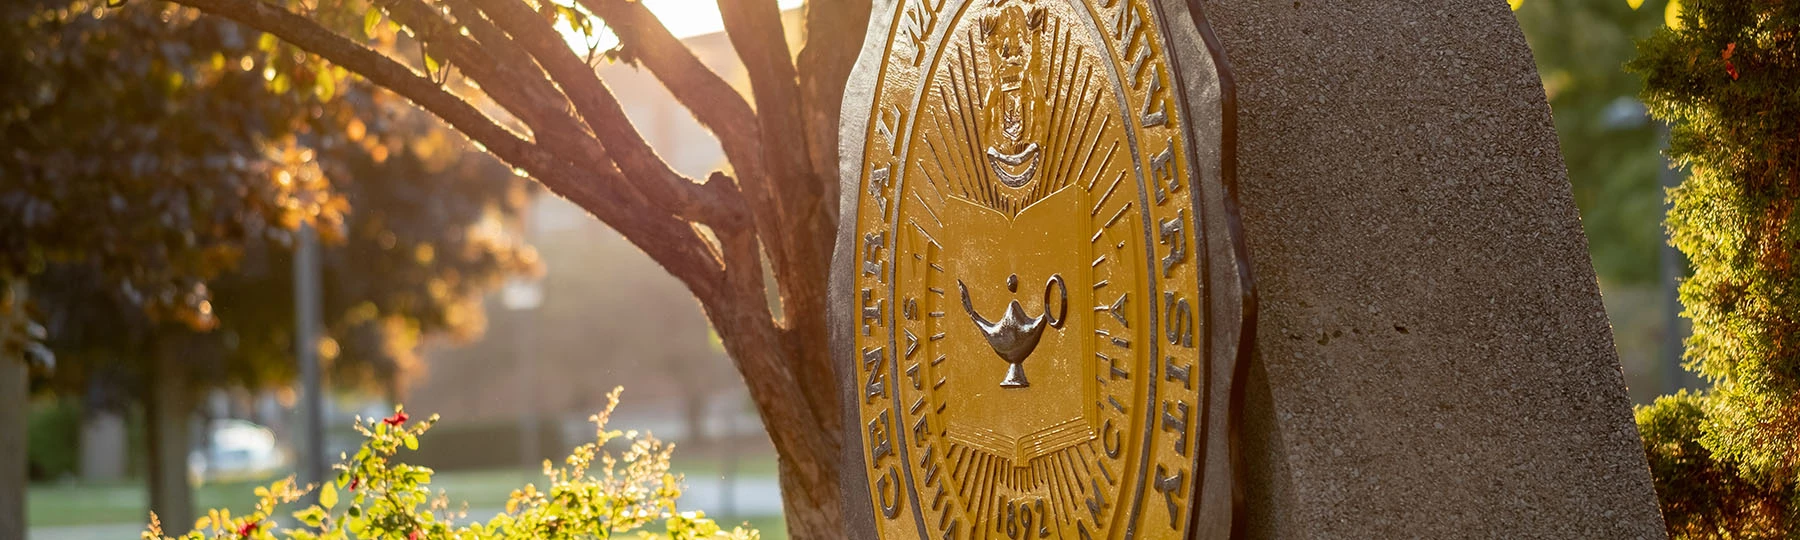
(726, 515), (787, 539)
(30, 452), (783, 534)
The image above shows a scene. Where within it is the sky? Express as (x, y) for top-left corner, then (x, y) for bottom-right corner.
(557, 0), (806, 53)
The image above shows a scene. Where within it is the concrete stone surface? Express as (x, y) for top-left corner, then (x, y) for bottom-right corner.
(1200, 1), (1667, 537)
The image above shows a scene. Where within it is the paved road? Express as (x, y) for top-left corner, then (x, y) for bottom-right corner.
(30, 477), (783, 540)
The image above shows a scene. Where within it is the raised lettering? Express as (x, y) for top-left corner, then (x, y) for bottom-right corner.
(1035, 499), (1049, 538)
(1160, 208), (1187, 277)
(1099, 352), (1129, 381)
(901, 0), (944, 66)
(1102, 419), (1122, 459)
(876, 103), (905, 147)
(1113, 3), (1143, 63)
(1150, 139), (1177, 203)
(869, 409), (894, 462)
(1166, 359), (1193, 390)
(1130, 41), (1153, 86)
(862, 288), (886, 336)
(1164, 291), (1194, 348)
(864, 347), (887, 403)
(1141, 64), (1168, 127)
(869, 167), (892, 214)
(1086, 477), (1108, 523)
(863, 231), (887, 278)
(877, 465), (902, 519)
(919, 445), (939, 486)
(1153, 465), (1186, 529)
(1162, 399), (1190, 456)
(1099, 292), (1129, 328)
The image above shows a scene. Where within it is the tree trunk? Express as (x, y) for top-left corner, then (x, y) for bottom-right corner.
(144, 346), (193, 532)
(0, 357), (26, 540)
(757, 340), (845, 540)
(776, 453), (842, 540)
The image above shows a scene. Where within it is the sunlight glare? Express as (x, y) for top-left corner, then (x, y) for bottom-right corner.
(555, 0), (805, 57)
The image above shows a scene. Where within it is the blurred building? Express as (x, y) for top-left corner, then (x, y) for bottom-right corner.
(406, 11), (804, 463)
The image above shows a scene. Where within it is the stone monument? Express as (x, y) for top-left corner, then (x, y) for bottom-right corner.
(833, 0), (1667, 538)
(1209, 1), (1665, 537)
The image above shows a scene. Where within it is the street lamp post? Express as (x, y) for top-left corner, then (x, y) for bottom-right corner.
(502, 276), (544, 477)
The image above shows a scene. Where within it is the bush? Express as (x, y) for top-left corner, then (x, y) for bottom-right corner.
(27, 396), (81, 481)
(1630, 0), (1800, 537)
(142, 389), (757, 539)
(1638, 392), (1795, 537)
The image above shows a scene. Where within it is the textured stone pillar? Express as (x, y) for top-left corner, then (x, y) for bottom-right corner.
(1202, 1), (1666, 536)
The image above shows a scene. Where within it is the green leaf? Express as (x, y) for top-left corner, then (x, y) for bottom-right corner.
(363, 9), (381, 38)
(423, 54), (441, 78)
(403, 434), (418, 450)
(319, 482), (339, 509)
(292, 507), (326, 527)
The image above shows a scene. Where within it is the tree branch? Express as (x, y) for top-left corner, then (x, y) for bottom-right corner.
(434, 0), (548, 88)
(583, 0), (844, 442)
(372, 0), (743, 228)
(467, 0), (743, 227)
(717, 0), (839, 435)
(162, 0), (732, 311)
(583, 0), (763, 184)
(373, 0), (615, 178)
(689, 173), (833, 489)
(795, 0), (870, 218)
(716, 0), (815, 204)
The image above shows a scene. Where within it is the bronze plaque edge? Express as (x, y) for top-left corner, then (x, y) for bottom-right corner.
(832, 2), (901, 538)
(1152, 1), (1256, 538)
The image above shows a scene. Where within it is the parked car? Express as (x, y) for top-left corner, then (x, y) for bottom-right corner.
(188, 419), (288, 485)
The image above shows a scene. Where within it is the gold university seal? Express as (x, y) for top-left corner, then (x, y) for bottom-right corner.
(833, 0), (1254, 537)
